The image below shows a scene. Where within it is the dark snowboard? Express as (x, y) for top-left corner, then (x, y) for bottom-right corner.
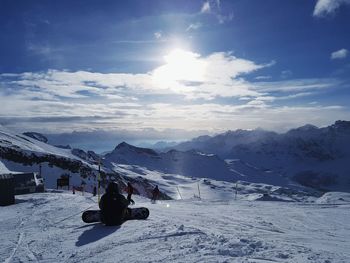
(82, 207), (150, 224)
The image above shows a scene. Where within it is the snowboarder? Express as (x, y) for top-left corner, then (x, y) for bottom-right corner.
(99, 182), (129, 226)
(151, 185), (160, 203)
(124, 182), (135, 205)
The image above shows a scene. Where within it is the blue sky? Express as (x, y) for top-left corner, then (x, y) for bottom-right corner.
(0, 0), (350, 146)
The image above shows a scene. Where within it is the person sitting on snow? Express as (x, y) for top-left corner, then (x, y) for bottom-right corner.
(99, 182), (129, 226)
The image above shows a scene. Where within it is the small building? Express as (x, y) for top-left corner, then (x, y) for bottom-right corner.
(0, 174), (15, 206)
(12, 172), (45, 195)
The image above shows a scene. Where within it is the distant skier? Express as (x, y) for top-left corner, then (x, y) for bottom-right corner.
(151, 185), (160, 203)
(99, 182), (129, 226)
(124, 182), (135, 205)
(92, 186), (97, 197)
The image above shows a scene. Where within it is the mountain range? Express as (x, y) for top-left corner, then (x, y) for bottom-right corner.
(1, 120), (349, 194)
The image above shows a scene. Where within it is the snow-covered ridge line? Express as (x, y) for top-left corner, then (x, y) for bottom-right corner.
(0, 127), (172, 200)
(165, 120), (350, 192)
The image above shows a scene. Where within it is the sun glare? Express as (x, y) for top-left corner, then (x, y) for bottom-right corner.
(152, 48), (207, 89)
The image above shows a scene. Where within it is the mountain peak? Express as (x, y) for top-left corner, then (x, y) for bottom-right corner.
(113, 142), (158, 156)
(332, 120), (350, 131)
(115, 141), (132, 149)
(297, 124), (318, 131)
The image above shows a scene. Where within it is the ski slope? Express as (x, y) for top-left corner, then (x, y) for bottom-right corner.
(1, 191), (349, 263)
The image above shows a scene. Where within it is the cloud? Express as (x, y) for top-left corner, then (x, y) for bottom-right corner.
(199, 0), (233, 24)
(201, 1), (211, 13)
(0, 49), (346, 134)
(280, 70), (293, 79)
(313, 0), (350, 17)
(331, 48), (348, 59)
(154, 31), (162, 39)
(253, 78), (339, 93)
(255, 75), (271, 80)
(216, 13), (234, 24)
(186, 22), (202, 31)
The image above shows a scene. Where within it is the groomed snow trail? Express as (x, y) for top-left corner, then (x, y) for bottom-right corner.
(1, 191), (349, 263)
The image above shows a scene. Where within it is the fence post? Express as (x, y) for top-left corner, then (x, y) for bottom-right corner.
(235, 182), (238, 200)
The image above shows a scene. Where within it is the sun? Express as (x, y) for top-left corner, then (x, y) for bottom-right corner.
(152, 48), (207, 89)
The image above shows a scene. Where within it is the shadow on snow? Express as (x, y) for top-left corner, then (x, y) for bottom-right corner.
(76, 224), (120, 246)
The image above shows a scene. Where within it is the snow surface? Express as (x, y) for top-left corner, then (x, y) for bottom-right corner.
(0, 160), (13, 174)
(1, 191), (349, 263)
(1, 124), (350, 262)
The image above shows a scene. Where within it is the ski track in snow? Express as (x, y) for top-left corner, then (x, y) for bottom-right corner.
(1, 192), (350, 263)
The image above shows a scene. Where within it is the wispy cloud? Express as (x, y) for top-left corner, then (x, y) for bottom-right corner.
(186, 22), (202, 32)
(154, 31), (162, 39)
(331, 48), (348, 59)
(216, 13), (234, 24)
(201, 1), (211, 13)
(313, 0), (350, 17)
(281, 70), (293, 79)
(255, 75), (272, 80)
(253, 78), (339, 93)
(199, 0), (233, 24)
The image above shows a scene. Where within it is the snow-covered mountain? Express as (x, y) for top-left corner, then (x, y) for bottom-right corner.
(228, 121), (350, 191)
(104, 142), (236, 182)
(2, 121), (349, 195)
(167, 121), (350, 192)
(168, 129), (277, 158)
(0, 127), (167, 199)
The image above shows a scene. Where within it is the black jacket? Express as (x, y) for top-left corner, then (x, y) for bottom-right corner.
(99, 192), (129, 225)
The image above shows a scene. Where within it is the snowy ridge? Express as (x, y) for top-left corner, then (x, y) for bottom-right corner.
(104, 142), (236, 182)
(168, 120), (350, 192)
(0, 128), (162, 199)
(0, 128), (85, 160)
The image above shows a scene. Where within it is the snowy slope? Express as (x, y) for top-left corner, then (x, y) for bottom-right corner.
(104, 142), (236, 182)
(0, 159), (13, 174)
(1, 191), (349, 263)
(111, 163), (315, 202)
(0, 127), (174, 200)
(0, 126), (103, 192)
(0, 128), (79, 159)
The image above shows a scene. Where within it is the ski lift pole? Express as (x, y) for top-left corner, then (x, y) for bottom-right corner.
(97, 159), (101, 203)
(197, 182), (201, 199)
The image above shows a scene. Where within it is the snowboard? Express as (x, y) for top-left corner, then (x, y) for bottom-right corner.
(82, 207), (150, 224)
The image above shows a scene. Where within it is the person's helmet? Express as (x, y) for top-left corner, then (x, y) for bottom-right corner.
(106, 182), (119, 194)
